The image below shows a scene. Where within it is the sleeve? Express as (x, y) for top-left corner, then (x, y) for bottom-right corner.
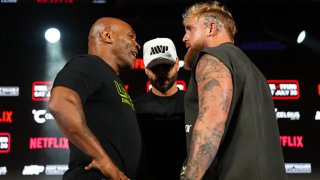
(52, 56), (101, 104)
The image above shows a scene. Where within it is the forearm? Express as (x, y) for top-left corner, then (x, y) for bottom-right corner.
(53, 106), (111, 164)
(182, 121), (224, 180)
(49, 87), (112, 164)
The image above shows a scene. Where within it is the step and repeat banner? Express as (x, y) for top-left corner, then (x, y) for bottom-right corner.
(1, 57), (319, 179)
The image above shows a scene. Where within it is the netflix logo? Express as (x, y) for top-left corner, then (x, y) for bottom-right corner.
(0, 111), (13, 123)
(29, 137), (68, 150)
(280, 135), (304, 148)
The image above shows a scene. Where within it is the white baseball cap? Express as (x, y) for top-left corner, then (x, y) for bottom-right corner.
(143, 38), (178, 69)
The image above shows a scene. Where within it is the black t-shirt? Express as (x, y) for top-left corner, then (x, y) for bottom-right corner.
(134, 90), (187, 180)
(52, 54), (142, 179)
(185, 43), (287, 180)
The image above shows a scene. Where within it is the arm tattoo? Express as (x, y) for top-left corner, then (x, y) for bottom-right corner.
(220, 89), (232, 113)
(184, 128), (223, 180)
(183, 55), (231, 179)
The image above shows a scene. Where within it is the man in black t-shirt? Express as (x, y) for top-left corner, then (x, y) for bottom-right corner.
(134, 38), (187, 180)
(48, 17), (142, 180)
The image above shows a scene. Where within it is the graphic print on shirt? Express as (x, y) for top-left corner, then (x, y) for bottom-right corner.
(114, 80), (135, 110)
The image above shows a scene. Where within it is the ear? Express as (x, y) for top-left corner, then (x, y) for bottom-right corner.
(145, 68), (149, 75)
(175, 58), (180, 72)
(100, 27), (113, 43)
(208, 22), (218, 37)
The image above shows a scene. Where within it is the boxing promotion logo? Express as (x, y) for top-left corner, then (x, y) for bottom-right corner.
(32, 81), (53, 101)
(268, 80), (300, 100)
(0, 132), (11, 153)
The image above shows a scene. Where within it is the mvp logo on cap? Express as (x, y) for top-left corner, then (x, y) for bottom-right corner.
(143, 38), (178, 69)
(150, 45), (169, 55)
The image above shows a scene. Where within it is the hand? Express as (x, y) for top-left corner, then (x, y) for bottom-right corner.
(85, 158), (129, 180)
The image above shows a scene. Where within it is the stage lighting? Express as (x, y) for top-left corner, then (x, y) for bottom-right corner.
(297, 30), (306, 44)
(45, 28), (61, 43)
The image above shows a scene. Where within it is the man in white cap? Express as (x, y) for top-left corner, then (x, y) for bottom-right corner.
(134, 38), (187, 180)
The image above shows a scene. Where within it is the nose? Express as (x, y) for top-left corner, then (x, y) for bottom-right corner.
(182, 33), (187, 43)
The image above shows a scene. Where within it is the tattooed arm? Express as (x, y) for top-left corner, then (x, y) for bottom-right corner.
(182, 54), (233, 180)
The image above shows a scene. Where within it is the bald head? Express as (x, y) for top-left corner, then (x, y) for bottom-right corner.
(87, 17), (140, 74)
(89, 17), (132, 43)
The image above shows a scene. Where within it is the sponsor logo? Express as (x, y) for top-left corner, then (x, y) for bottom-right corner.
(45, 165), (68, 175)
(0, 0), (18, 4)
(280, 136), (304, 148)
(0, 166), (7, 175)
(315, 111), (320, 120)
(32, 109), (54, 124)
(318, 84), (320, 96)
(268, 80), (300, 100)
(0, 132), (11, 153)
(114, 80), (135, 110)
(22, 165), (44, 175)
(0, 86), (19, 96)
(146, 80), (187, 92)
(275, 108), (300, 120)
(0, 111), (13, 123)
(29, 137), (69, 150)
(32, 81), (52, 101)
(285, 163), (312, 173)
(133, 58), (145, 70)
(133, 59), (184, 70)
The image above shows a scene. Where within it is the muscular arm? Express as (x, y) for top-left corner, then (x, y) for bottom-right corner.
(48, 86), (128, 180)
(182, 54), (233, 180)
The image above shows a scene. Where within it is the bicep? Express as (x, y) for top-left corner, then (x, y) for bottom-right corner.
(195, 54), (233, 127)
(49, 86), (85, 128)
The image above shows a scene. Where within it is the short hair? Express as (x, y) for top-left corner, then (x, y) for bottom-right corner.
(182, 1), (237, 41)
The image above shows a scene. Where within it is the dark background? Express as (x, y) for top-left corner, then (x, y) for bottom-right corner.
(0, 0), (320, 179)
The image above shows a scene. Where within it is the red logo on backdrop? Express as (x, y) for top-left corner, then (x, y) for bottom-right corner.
(280, 135), (304, 148)
(0, 132), (11, 153)
(29, 137), (69, 150)
(32, 81), (53, 101)
(133, 58), (145, 70)
(0, 111), (13, 123)
(146, 80), (187, 92)
(318, 84), (320, 96)
(268, 80), (300, 100)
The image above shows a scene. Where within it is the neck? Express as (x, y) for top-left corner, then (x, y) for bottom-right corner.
(88, 43), (119, 75)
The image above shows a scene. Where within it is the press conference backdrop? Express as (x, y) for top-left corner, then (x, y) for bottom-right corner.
(0, 1), (320, 180)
